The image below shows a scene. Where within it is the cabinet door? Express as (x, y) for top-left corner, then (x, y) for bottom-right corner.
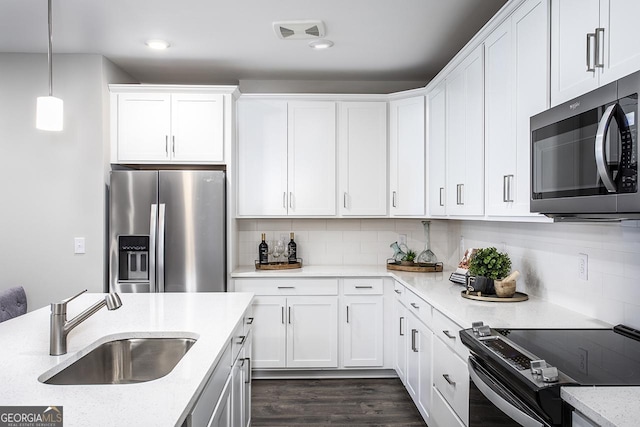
(338, 102), (388, 216)
(230, 355), (244, 427)
(389, 96), (426, 216)
(394, 300), (408, 383)
(417, 323), (433, 423)
(237, 100), (288, 216)
(405, 315), (420, 400)
(251, 297), (286, 368)
(446, 46), (484, 216)
(600, 0), (640, 85)
(117, 93), (171, 162)
(550, 0), (600, 106)
(286, 296), (338, 368)
(242, 332), (252, 427)
(288, 102), (337, 216)
(208, 375), (232, 427)
(427, 81), (447, 217)
(171, 94), (224, 162)
(342, 296), (384, 367)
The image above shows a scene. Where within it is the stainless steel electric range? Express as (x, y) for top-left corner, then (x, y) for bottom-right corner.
(460, 322), (640, 427)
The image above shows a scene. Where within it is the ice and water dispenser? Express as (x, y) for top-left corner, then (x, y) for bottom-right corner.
(118, 235), (150, 282)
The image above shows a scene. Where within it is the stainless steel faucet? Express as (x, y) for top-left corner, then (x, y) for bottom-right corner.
(50, 289), (122, 356)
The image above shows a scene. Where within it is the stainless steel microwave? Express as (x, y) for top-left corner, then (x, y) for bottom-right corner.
(530, 71), (640, 220)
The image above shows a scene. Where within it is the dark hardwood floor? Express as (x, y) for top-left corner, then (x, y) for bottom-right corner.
(251, 378), (428, 426)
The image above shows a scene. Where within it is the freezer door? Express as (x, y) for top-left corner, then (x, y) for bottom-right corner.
(109, 170), (159, 293)
(159, 170), (226, 292)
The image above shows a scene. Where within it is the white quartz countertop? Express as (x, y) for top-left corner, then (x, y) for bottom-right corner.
(0, 292), (253, 427)
(233, 264), (640, 427)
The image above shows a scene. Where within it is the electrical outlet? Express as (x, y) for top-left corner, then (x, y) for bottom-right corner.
(578, 347), (588, 374)
(398, 234), (407, 246)
(578, 253), (588, 280)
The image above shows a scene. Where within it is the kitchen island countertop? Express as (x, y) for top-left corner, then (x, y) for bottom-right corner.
(0, 292), (253, 426)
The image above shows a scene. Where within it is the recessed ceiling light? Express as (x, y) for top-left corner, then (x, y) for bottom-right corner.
(308, 39), (334, 50)
(146, 39), (170, 50)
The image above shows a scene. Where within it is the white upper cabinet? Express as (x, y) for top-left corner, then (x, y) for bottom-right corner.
(288, 101), (337, 216)
(446, 46), (484, 216)
(237, 99), (336, 217)
(237, 100), (289, 216)
(551, 0), (640, 106)
(338, 102), (388, 216)
(112, 88), (226, 164)
(485, 0), (550, 217)
(389, 96), (426, 217)
(427, 81), (447, 217)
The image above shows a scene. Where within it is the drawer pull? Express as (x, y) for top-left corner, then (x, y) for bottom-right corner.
(399, 316), (405, 336)
(355, 285), (373, 289)
(245, 357), (252, 384)
(346, 305), (350, 323)
(288, 306), (292, 324)
(411, 329), (418, 352)
(236, 335), (246, 345)
(246, 317), (254, 325)
(410, 302), (419, 309)
(394, 289), (402, 295)
(443, 330), (456, 340)
(281, 306), (284, 324)
(277, 286), (295, 289)
(443, 374), (456, 387)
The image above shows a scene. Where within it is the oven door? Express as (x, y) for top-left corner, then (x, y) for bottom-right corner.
(468, 357), (553, 427)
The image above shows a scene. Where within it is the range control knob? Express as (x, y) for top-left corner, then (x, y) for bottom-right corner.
(530, 360), (546, 376)
(541, 367), (559, 383)
(477, 325), (492, 337)
(472, 321), (485, 333)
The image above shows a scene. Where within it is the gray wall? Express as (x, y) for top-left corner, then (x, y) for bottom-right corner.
(0, 53), (135, 311)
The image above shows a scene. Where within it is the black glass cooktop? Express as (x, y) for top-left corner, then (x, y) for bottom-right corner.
(495, 325), (640, 386)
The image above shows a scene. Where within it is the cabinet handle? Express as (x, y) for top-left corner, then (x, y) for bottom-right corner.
(165, 135), (169, 156)
(277, 286), (295, 289)
(442, 330), (456, 340)
(288, 306), (291, 324)
(439, 187), (445, 207)
(456, 184), (464, 205)
(236, 335), (246, 345)
(171, 135), (176, 156)
(344, 192), (348, 209)
(355, 285), (373, 289)
(399, 316), (405, 336)
(411, 329), (418, 352)
(283, 192), (287, 209)
(503, 175), (514, 203)
(289, 192), (293, 209)
(346, 306), (350, 323)
(245, 357), (252, 384)
(586, 32), (596, 72)
(281, 306), (284, 324)
(410, 302), (419, 309)
(443, 374), (456, 387)
(595, 27), (605, 68)
(246, 317), (254, 325)
(394, 289), (402, 295)
(392, 191), (397, 208)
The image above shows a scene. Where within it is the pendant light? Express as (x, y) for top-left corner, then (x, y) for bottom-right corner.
(36, 0), (63, 131)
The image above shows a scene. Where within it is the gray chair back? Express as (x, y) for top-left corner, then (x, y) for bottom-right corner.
(0, 286), (27, 322)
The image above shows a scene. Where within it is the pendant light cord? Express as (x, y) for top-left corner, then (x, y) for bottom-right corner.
(47, 0), (53, 97)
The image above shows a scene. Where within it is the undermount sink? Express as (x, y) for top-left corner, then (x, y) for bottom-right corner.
(40, 335), (197, 385)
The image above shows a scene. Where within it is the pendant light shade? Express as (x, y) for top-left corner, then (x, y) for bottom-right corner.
(36, 0), (63, 131)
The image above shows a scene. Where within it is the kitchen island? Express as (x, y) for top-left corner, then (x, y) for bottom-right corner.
(0, 292), (253, 426)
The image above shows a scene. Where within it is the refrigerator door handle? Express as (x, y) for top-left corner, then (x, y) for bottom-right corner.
(149, 204), (158, 293)
(157, 203), (166, 293)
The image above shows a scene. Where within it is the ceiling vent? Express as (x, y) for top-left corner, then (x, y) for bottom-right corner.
(273, 20), (326, 40)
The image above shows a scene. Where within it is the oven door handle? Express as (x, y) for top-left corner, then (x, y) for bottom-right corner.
(594, 103), (619, 193)
(468, 359), (547, 427)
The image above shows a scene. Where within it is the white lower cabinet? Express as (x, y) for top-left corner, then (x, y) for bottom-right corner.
(208, 375), (232, 427)
(433, 337), (469, 425)
(342, 278), (384, 367)
(287, 296), (338, 368)
(431, 387), (466, 427)
(394, 295), (408, 383)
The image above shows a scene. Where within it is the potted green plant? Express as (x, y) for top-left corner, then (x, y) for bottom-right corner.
(467, 247), (512, 293)
(401, 249), (417, 265)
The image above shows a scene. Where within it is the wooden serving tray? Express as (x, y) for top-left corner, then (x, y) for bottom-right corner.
(386, 261), (443, 273)
(255, 260), (303, 270)
(460, 290), (528, 302)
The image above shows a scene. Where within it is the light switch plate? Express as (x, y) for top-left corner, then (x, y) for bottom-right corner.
(74, 237), (86, 254)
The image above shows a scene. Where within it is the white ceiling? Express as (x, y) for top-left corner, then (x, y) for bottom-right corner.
(0, 0), (507, 87)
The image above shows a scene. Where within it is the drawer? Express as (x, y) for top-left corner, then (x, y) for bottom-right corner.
(433, 309), (469, 360)
(189, 343), (232, 426)
(433, 337), (469, 424)
(404, 289), (432, 329)
(393, 281), (405, 298)
(432, 386), (465, 427)
(234, 278), (338, 295)
(343, 278), (384, 295)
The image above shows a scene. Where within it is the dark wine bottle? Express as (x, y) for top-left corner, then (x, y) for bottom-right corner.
(287, 232), (297, 263)
(259, 233), (269, 265)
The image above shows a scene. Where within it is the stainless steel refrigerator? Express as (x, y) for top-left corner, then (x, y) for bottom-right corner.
(108, 170), (226, 293)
